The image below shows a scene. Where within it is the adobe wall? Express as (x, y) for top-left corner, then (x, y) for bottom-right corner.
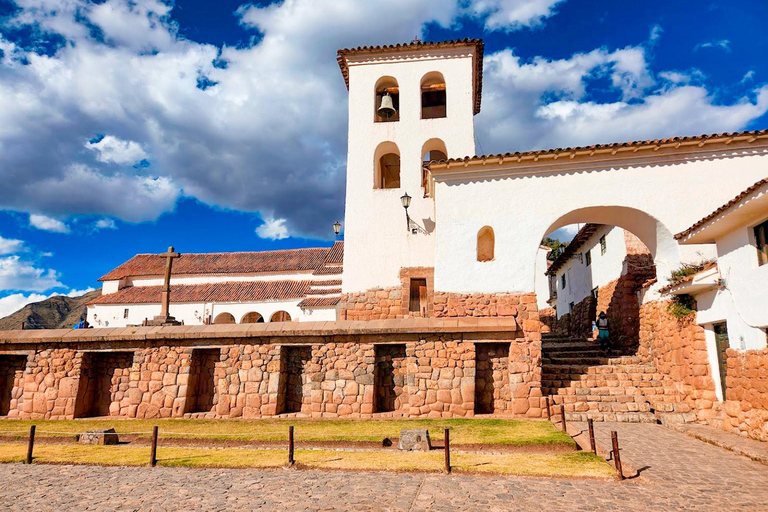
(0, 320), (544, 420)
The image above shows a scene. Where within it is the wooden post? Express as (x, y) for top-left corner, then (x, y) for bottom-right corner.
(25, 425), (35, 464)
(560, 404), (566, 432)
(545, 397), (551, 421)
(288, 426), (295, 466)
(444, 428), (451, 474)
(150, 426), (159, 467)
(611, 430), (624, 479)
(588, 419), (596, 454)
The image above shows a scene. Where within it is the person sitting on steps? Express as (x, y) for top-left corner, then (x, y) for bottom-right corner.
(596, 311), (610, 350)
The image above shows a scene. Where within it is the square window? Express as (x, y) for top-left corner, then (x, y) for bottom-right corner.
(754, 219), (768, 266)
(585, 251), (592, 266)
(599, 235), (607, 255)
(409, 278), (427, 315)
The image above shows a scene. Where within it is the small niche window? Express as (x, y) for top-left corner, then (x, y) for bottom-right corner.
(585, 251), (591, 266)
(421, 72), (446, 119)
(477, 226), (495, 262)
(374, 142), (401, 189)
(374, 76), (399, 123)
(569, 302), (575, 313)
(409, 278), (428, 315)
(561, 274), (567, 289)
(123, 308), (129, 319)
(754, 218), (768, 266)
(599, 235), (607, 255)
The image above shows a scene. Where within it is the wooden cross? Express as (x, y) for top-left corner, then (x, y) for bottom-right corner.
(158, 246), (180, 318)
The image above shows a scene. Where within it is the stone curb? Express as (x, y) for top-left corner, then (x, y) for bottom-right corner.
(565, 422), (641, 479)
(670, 424), (768, 467)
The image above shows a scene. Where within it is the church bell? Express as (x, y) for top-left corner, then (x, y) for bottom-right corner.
(377, 92), (396, 119)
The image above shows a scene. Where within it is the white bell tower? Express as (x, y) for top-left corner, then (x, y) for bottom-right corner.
(337, 39), (483, 296)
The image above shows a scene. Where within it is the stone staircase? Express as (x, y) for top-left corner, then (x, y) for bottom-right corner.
(542, 335), (696, 424)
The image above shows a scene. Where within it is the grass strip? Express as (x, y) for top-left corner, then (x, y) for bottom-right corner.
(0, 418), (574, 447)
(0, 444), (614, 478)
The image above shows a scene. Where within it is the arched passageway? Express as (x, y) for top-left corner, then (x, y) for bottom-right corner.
(213, 312), (236, 324)
(270, 311), (292, 322)
(241, 312), (264, 324)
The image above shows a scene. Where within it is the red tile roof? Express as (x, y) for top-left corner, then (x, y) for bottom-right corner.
(298, 297), (341, 308)
(99, 243), (344, 281)
(90, 280), (312, 305)
(312, 265), (343, 276)
(429, 129), (768, 170)
(659, 262), (718, 294)
(675, 178), (768, 240)
(337, 39), (484, 115)
(311, 280), (341, 287)
(546, 224), (602, 276)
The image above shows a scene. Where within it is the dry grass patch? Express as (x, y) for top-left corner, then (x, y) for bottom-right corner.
(0, 444), (614, 478)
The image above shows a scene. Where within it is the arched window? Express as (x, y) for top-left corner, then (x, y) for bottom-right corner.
(374, 76), (399, 122)
(270, 311), (292, 322)
(421, 139), (447, 189)
(214, 312), (236, 324)
(421, 72), (446, 119)
(477, 226), (495, 262)
(374, 141), (400, 189)
(241, 312), (264, 324)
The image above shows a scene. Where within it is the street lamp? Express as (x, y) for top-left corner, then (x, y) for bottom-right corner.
(332, 221), (342, 237)
(400, 192), (412, 231)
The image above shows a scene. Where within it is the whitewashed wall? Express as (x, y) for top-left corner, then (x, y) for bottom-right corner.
(342, 47), (477, 293)
(432, 147), (768, 296)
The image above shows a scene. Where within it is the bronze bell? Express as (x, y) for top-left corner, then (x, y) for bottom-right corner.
(377, 92), (396, 119)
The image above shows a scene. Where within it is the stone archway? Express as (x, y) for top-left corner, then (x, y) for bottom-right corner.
(213, 312), (235, 324)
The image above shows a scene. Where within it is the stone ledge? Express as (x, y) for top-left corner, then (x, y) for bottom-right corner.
(671, 423), (768, 466)
(0, 317), (523, 345)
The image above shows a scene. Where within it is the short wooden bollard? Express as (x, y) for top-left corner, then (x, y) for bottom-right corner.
(444, 428), (451, 473)
(545, 397), (551, 421)
(288, 426), (295, 466)
(560, 405), (567, 432)
(588, 419), (596, 454)
(611, 430), (624, 480)
(150, 426), (159, 467)
(25, 425), (36, 464)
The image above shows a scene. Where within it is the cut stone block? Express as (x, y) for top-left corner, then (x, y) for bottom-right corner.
(398, 429), (431, 451)
(79, 428), (119, 445)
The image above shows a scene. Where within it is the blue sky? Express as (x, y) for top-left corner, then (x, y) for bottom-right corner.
(0, 0), (766, 316)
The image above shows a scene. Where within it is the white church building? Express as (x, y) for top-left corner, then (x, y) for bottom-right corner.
(88, 39), (768, 362)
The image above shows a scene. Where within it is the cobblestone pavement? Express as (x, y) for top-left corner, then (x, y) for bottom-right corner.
(1, 423), (767, 511)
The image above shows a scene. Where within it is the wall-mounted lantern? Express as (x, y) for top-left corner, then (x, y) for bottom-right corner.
(333, 221), (342, 237)
(400, 192), (413, 233)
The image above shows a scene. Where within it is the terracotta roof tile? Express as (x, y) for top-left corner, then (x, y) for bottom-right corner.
(546, 224), (602, 276)
(337, 39), (484, 115)
(311, 280), (341, 287)
(659, 262), (718, 293)
(99, 243), (344, 281)
(429, 129), (768, 170)
(675, 178), (768, 240)
(312, 265), (343, 276)
(298, 297), (341, 308)
(89, 280), (311, 305)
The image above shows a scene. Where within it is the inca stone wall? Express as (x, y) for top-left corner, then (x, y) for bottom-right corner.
(0, 354), (27, 416)
(474, 343), (511, 414)
(0, 321), (544, 420)
(722, 347), (768, 441)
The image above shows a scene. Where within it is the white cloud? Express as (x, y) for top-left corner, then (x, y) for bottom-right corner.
(466, 0), (566, 31)
(94, 218), (117, 230)
(0, 292), (50, 318)
(0, 255), (64, 292)
(695, 39), (731, 52)
(548, 224), (579, 242)
(0, 287), (95, 319)
(0, 235), (24, 255)
(649, 24), (663, 43)
(86, 135), (148, 165)
(256, 216), (289, 240)
(29, 214), (70, 233)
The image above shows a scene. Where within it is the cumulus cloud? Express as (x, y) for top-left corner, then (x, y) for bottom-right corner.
(86, 136), (148, 165)
(29, 214), (70, 233)
(256, 216), (289, 240)
(465, 0), (566, 31)
(0, 255), (64, 292)
(0, 0), (766, 242)
(0, 287), (95, 319)
(94, 218), (118, 230)
(0, 235), (24, 255)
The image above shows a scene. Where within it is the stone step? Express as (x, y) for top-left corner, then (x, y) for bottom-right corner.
(546, 389), (649, 400)
(542, 341), (603, 352)
(542, 363), (656, 375)
(542, 378), (664, 390)
(656, 411), (698, 425)
(563, 411), (660, 423)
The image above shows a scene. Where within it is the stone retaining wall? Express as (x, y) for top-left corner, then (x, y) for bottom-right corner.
(0, 323), (543, 420)
(723, 347), (768, 441)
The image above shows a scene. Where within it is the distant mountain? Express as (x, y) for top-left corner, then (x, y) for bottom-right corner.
(0, 290), (101, 330)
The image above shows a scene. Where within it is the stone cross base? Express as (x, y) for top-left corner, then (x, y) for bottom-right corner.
(398, 429), (431, 451)
(79, 428), (119, 445)
(145, 315), (182, 326)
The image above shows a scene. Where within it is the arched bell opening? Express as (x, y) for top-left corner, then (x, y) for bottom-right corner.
(374, 141), (401, 190)
(421, 71), (446, 119)
(374, 76), (399, 122)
